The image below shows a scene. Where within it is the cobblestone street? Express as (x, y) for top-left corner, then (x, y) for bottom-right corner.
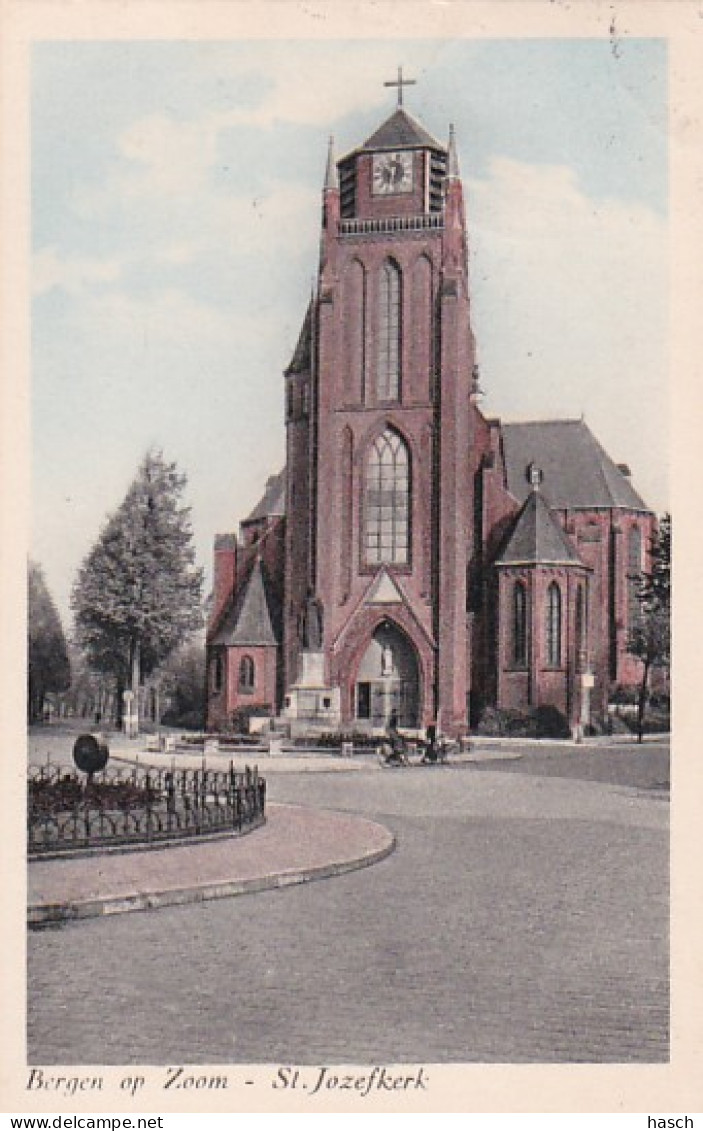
(27, 746), (669, 1064)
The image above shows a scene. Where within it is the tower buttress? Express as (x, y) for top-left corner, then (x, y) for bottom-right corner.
(320, 135), (340, 275)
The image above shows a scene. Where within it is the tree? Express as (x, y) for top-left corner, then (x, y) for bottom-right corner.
(28, 561), (71, 722)
(159, 639), (207, 730)
(629, 513), (671, 743)
(71, 450), (204, 734)
(61, 643), (119, 724)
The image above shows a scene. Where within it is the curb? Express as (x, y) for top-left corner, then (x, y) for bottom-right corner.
(27, 830), (396, 929)
(28, 815), (267, 863)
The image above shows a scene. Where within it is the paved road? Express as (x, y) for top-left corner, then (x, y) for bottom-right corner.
(27, 749), (668, 1065)
(470, 739), (670, 791)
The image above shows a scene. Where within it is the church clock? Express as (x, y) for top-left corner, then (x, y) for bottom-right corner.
(372, 150), (413, 195)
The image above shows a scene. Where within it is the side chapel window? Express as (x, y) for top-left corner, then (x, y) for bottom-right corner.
(513, 581), (528, 667)
(376, 260), (401, 401)
(628, 526), (643, 633)
(575, 584), (586, 670)
(239, 655), (255, 693)
(364, 429), (410, 566)
(546, 581), (562, 667)
(211, 655), (224, 693)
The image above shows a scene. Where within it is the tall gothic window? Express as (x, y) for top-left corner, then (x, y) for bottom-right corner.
(376, 260), (401, 401)
(211, 654), (224, 693)
(575, 584), (586, 670)
(364, 429), (410, 565)
(546, 581), (562, 667)
(628, 526), (642, 571)
(347, 259), (366, 401)
(239, 655), (255, 693)
(628, 525), (643, 633)
(513, 581), (528, 667)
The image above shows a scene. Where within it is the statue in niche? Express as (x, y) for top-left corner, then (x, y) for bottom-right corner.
(299, 588), (324, 650)
(381, 644), (395, 678)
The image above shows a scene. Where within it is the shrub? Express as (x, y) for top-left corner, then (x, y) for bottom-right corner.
(621, 713), (670, 735)
(227, 704), (273, 735)
(477, 707), (535, 737)
(162, 707), (204, 731)
(476, 704), (570, 739)
(648, 691), (671, 713)
(533, 705), (571, 739)
(306, 730), (376, 748)
(610, 684), (639, 707)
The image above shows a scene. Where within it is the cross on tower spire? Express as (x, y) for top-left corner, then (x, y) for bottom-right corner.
(384, 65), (416, 108)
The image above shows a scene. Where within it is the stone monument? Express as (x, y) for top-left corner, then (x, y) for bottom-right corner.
(284, 590), (341, 734)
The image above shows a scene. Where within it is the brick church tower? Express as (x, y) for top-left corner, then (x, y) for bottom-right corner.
(207, 76), (655, 739)
(283, 81), (479, 735)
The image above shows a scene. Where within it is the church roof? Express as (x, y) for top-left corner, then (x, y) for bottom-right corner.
(495, 488), (584, 567)
(361, 107), (444, 152)
(286, 300), (313, 375)
(244, 470), (286, 523)
(501, 419), (649, 511)
(210, 558), (281, 647)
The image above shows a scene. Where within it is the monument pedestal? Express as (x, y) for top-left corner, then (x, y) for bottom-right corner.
(283, 650), (341, 733)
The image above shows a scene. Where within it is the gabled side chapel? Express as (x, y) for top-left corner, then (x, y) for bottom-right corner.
(207, 85), (654, 737)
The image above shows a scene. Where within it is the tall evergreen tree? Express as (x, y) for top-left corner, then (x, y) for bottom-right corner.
(28, 561), (71, 722)
(71, 450), (204, 733)
(629, 513), (671, 743)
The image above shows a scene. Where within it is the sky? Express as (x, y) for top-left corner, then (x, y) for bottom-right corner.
(31, 37), (668, 625)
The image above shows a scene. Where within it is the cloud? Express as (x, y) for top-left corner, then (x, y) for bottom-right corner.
(117, 113), (221, 200)
(469, 156), (668, 510)
(189, 43), (432, 131)
(33, 247), (125, 297)
(157, 242), (203, 266)
(69, 105), (321, 279)
(217, 180), (319, 262)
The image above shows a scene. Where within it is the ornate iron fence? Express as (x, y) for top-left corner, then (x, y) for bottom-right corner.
(28, 763), (266, 857)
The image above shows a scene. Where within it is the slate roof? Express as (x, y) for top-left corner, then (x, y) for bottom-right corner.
(495, 488), (584, 567)
(501, 419), (649, 511)
(286, 300), (313, 375)
(361, 107), (443, 152)
(210, 558), (281, 647)
(244, 470), (286, 523)
(236, 420), (648, 541)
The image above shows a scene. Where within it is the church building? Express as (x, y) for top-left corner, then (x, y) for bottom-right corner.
(207, 81), (654, 738)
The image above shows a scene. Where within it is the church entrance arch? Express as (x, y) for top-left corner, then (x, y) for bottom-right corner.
(354, 621), (420, 728)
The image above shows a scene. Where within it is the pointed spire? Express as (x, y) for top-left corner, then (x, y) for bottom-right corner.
(324, 135), (338, 191)
(527, 463), (544, 492)
(447, 123), (460, 179)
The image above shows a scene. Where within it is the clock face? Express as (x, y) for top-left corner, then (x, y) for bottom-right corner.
(372, 151), (414, 195)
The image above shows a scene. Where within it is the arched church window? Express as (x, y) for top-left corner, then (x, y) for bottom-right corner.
(513, 581), (528, 667)
(211, 654), (224, 694)
(628, 526), (642, 572)
(376, 260), (401, 401)
(346, 259), (366, 401)
(239, 655), (255, 693)
(364, 429), (410, 566)
(627, 526), (643, 634)
(546, 581), (562, 667)
(575, 584), (586, 670)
